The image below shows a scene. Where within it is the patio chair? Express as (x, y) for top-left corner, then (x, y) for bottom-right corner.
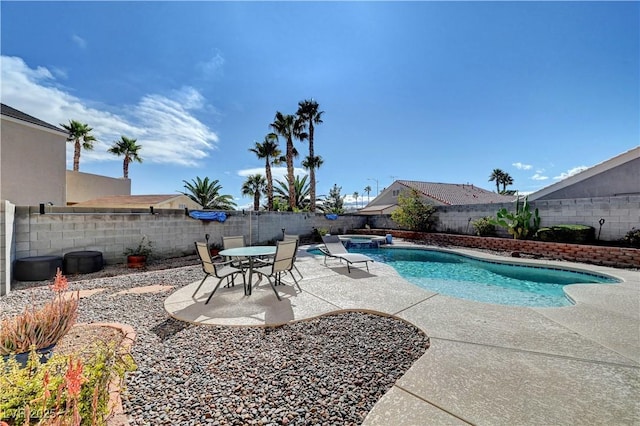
(320, 235), (374, 273)
(222, 235), (250, 269)
(253, 240), (302, 301)
(192, 242), (246, 304)
(283, 234), (303, 280)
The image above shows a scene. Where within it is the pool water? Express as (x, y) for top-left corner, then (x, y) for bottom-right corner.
(312, 247), (619, 307)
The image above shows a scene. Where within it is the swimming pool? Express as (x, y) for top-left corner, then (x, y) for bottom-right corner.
(311, 246), (619, 307)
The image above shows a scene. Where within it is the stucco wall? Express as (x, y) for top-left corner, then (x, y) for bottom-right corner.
(66, 170), (131, 204)
(535, 158), (640, 200)
(0, 118), (66, 206)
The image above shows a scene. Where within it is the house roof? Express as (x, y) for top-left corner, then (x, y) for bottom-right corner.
(1, 103), (67, 134)
(528, 146), (640, 201)
(358, 203), (397, 215)
(72, 194), (193, 207)
(396, 180), (516, 205)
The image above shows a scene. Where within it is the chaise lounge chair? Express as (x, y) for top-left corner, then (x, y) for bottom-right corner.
(320, 235), (374, 273)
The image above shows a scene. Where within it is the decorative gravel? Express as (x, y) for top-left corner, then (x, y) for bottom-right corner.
(1, 262), (430, 425)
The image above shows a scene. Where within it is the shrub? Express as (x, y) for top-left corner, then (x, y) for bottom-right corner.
(123, 235), (153, 257)
(0, 269), (79, 356)
(1, 341), (135, 425)
(535, 225), (595, 244)
(391, 189), (438, 232)
(622, 228), (640, 248)
(472, 217), (497, 237)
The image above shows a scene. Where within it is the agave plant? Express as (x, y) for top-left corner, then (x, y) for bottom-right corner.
(0, 269), (79, 356)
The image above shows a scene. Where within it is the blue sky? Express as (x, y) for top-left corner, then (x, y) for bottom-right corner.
(2, 1), (638, 209)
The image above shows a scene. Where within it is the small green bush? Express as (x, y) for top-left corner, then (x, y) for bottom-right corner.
(472, 217), (497, 237)
(535, 225), (595, 244)
(391, 189), (438, 232)
(622, 228), (640, 248)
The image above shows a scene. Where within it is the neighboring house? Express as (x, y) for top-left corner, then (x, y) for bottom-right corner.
(0, 103), (68, 206)
(72, 194), (202, 210)
(66, 170), (131, 205)
(359, 180), (516, 215)
(528, 146), (640, 201)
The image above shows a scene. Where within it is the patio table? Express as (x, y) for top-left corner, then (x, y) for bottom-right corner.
(219, 246), (276, 295)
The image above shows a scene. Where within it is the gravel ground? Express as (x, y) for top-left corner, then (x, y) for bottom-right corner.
(1, 260), (430, 426)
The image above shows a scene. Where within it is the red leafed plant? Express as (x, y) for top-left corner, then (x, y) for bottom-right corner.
(0, 268), (79, 356)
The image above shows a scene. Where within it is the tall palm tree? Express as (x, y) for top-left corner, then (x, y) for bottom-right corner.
(296, 99), (323, 212)
(353, 191), (359, 209)
(489, 168), (505, 193)
(270, 112), (307, 211)
(273, 175), (312, 211)
(501, 172), (514, 193)
(364, 185), (372, 204)
(249, 133), (282, 211)
(108, 136), (143, 179)
(60, 119), (96, 171)
(180, 176), (237, 210)
(241, 174), (266, 211)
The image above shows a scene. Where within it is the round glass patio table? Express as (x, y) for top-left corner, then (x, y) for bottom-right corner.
(219, 246), (276, 295)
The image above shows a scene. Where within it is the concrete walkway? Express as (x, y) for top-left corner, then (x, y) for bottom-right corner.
(164, 242), (640, 425)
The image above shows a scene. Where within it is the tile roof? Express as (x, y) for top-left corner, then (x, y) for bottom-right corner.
(73, 194), (187, 207)
(1, 103), (67, 134)
(397, 180), (516, 205)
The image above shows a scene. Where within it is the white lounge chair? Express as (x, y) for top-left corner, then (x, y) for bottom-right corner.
(320, 235), (374, 273)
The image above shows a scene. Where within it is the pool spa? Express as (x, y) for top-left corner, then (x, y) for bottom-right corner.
(310, 246), (619, 307)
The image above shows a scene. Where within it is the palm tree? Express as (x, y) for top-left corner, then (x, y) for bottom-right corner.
(489, 168), (505, 193)
(353, 191), (359, 209)
(273, 175), (312, 211)
(180, 177), (237, 210)
(242, 174), (266, 211)
(270, 112), (307, 211)
(364, 185), (372, 204)
(249, 133), (282, 211)
(296, 99), (323, 212)
(501, 172), (514, 193)
(60, 119), (96, 171)
(108, 136), (143, 179)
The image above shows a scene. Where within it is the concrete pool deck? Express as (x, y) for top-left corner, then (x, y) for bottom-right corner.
(164, 241), (640, 425)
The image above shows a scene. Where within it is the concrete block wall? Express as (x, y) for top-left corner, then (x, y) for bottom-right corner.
(10, 207), (367, 266)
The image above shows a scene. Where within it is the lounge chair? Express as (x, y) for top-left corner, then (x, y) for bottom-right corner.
(253, 240), (301, 300)
(320, 235), (374, 273)
(192, 242), (246, 304)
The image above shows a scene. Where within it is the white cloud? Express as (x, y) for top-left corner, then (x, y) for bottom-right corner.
(1, 55), (218, 167)
(512, 162), (533, 170)
(554, 166), (588, 180)
(71, 34), (87, 49)
(198, 51), (225, 79)
(237, 167), (307, 181)
(531, 174), (548, 181)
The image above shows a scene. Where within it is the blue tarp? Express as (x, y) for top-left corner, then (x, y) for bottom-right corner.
(189, 211), (227, 222)
(325, 214), (339, 220)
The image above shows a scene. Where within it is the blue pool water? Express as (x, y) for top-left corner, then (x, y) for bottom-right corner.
(311, 247), (619, 307)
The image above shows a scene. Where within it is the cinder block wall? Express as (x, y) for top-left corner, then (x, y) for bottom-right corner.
(11, 207), (367, 265)
(369, 195), (639, 241)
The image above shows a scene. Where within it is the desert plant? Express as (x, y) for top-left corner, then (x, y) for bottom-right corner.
(622, 227), (640, 248)
(0, 269), (79, 356)
(1, 340), (135, 425)
(490, 196), (540, 239)
(391, 188), (438, 232)
(472, 217), (497, 237)
(123, 235), (153, 257)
